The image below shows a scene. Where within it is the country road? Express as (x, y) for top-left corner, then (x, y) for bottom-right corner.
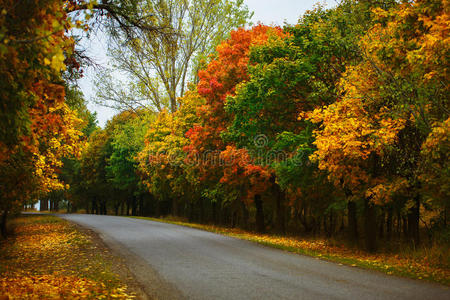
(59, 214), (449, 300)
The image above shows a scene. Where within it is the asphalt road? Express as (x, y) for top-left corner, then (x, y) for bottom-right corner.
(59, 214), (450, 300)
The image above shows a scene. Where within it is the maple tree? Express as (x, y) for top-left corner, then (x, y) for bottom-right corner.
(223, 1), (392, 234)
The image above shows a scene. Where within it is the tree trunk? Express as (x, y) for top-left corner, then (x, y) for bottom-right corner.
(212, 201), (217, 224)
(347, 200), (358, 241)
(254, 194), (265, 233)
(231, 210), (237, 228)
(364, 198), (377, 252)
(241, 201), (249, 229)
(1, 210), (8, 238)
(188, 202), (194, 222)
(171, 198), (178, 217)
(199, 197), (204, 223)
(275, 187), (286, 234)
(139, 195), (144, 216)
(269, 176), (285, 234)
(403, 216), (408, 238)
(170, 95), (177, 113)
(379, 211), (385, 238)
(132, 196), (137, 216)
(102, 200), (107, 215)
(327, 210), (334, 237)
(91, 198), (97, 214)
(408, 194), (420, 246)
(40, 199), (48, 211)
(386, 206), (393, 241)
(443, 204), (448, 227)
(298, 206), (312, 233)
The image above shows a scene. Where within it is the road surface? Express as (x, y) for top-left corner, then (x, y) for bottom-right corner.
(59, 214), (449, 300)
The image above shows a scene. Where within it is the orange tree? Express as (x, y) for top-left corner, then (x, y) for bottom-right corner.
(305, 0), (449, 250)
(183, 25), (285, 228)
(0, 0), (85, 236)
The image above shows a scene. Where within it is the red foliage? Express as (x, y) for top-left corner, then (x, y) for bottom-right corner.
(196, 25), (285, 127)
(185, 25), (285, 188)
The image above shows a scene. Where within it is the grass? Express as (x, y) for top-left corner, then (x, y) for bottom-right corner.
(0, 214), (134, 299)
(128, 215), (450, 286)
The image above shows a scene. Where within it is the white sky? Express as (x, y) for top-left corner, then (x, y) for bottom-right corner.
(79, 0), (334, 127)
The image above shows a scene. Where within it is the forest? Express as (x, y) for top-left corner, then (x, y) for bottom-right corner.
(1, 0), (449, 259)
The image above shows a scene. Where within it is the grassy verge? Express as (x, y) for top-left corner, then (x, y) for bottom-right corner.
(0, 214), (135, 299)
(129, 215), (450, 286)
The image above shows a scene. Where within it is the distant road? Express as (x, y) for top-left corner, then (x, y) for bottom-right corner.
(59, 214), (450, 300)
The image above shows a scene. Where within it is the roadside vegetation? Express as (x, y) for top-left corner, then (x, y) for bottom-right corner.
(0, 214), (134, 299)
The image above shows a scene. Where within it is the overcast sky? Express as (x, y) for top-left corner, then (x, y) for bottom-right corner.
(79, 0), (334, 127)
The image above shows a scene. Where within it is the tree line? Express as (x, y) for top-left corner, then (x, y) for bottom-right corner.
(1, 0), (448, 253)
(66, 0), (448, 252)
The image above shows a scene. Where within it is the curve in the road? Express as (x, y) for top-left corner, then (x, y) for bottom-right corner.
(59, 214), (450, 300)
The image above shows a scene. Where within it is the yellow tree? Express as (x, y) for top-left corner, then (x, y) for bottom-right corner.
(305, 0), (449, 249)
(0, 0), (85, 235)
(137, 90), (205, 217)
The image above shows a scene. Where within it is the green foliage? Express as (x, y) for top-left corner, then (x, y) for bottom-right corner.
(107, 109), (154, 192)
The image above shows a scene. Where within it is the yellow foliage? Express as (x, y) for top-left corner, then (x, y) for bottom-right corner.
(0, 216), (133, 299)
(304, 0), (448, 203)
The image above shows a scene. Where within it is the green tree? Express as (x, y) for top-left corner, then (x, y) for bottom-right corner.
(107, 109), (154, 215)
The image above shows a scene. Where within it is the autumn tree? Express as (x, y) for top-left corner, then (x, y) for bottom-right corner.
(183, 25), (285, 229)
(42, 85), (98, 212)
(0, 0), (88, 236)
(306, 0), (449, 250)
(137, 90), (204, 217)
(223, 1), (395, 235)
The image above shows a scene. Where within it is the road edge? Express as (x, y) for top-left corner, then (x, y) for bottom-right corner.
(60, 215), (185, 300)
